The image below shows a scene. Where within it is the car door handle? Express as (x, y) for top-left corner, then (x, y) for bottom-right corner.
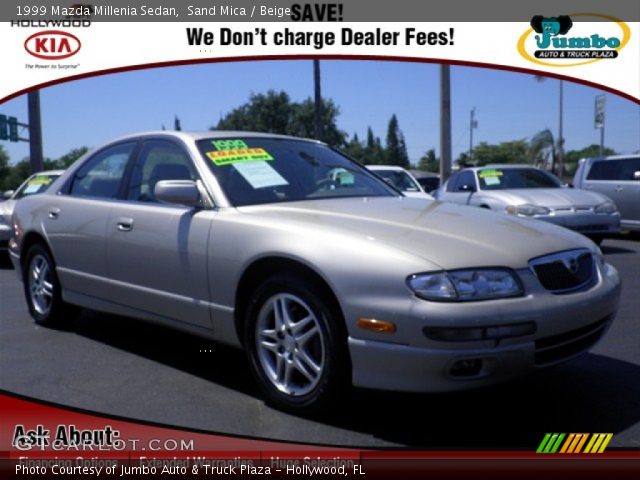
(116, 217), (134, 232)
(584, 185), (593, 190)
(48, 208), (60, 219)
(614, 185), (624, 192)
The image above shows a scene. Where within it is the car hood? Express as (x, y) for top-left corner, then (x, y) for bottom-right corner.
(482, 188), (609, 207)
(236, 197), (594, 270)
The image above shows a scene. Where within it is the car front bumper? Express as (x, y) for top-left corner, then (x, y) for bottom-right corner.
(534, 211), (620, 235)
(347, 262), (620, 392)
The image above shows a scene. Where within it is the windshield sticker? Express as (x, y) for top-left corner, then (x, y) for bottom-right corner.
(206, 148), (274, 166)
(23, 176), (53, 194)
(233, 161), (288, 189)
(483, 175), (501, 186)
(211, 139), (249, 150)
(478, 169), (504, 178)
(29, 176), (53, 185)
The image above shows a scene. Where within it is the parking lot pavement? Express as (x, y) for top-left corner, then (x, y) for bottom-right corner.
(1, 236), (639, 449)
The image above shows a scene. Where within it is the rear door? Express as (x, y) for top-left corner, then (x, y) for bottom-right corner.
(106, 138), (214, 329)
(45, 142), (136, 299)
(583, 157), (640, 229)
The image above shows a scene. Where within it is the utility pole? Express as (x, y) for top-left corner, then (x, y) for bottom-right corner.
(469, 107), (477, 164)
(439, 65), (452, 181)
(313, 60), (323, 142)
(27, 90), (44, 173)
(557, 80), (564, 177)
(595, 94), (606, 156)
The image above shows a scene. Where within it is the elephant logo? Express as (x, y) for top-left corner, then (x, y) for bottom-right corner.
(530, 16), (573, 48)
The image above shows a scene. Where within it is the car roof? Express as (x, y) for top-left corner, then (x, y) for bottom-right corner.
(108, 130), (324, 145)
(470, 164), (535, 170)
(366, 165), (407, 171)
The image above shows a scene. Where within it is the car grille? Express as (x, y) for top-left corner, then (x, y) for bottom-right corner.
(529, 249), (595, 293)
(534, 316), (611, 365)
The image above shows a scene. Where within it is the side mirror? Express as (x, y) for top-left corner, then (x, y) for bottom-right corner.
(458, 184), (476, 192)
(3, 190), (14, 199)
(154, 180), (201, 207)
(633, 171), (640, 180)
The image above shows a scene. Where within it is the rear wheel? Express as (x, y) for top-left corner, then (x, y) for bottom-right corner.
(23, 243), (77, 327)
(244, 275), (349, 413)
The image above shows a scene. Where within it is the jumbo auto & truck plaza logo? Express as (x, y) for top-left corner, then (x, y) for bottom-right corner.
(518, 14), (630, 67)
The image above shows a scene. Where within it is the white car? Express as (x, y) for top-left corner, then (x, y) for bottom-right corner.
(366, 165), (433, 199)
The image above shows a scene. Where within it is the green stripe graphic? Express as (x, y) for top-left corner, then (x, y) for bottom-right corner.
(537, 433), (566, 454)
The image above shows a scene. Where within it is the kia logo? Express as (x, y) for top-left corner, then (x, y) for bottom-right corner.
(24, 30), (81, 60)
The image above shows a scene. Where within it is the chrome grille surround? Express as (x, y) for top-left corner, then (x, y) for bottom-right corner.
(529, 248), (596, 294)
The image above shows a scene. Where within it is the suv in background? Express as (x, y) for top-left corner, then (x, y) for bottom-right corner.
(573, 155), (640, 232)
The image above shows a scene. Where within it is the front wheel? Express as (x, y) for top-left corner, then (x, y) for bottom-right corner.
(23, 244), (77, 327)
(244, 275), (349, 414)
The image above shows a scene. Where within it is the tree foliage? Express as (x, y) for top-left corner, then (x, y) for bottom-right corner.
(418, 149), (439, 172)
(472, 140), (530, 166)
(384, 114), (410, 168)
(214, 90), (347, 147)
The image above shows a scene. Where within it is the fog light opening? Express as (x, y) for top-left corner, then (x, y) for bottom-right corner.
(450, 359), (483, 378)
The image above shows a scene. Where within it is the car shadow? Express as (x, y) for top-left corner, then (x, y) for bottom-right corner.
(0, 255), (14, 269)
(69, 309), (258, 398)
(66, 309), (640, 449)
(601, 244), (636, 255)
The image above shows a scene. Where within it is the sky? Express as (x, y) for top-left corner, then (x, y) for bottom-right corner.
(1, 60), (639, 165)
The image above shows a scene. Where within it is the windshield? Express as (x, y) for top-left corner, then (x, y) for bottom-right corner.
(477, 168), (562, 190)
(372, 169), (421, 192)
(13, 174), (60, 199)
(197, 137), (397, 206)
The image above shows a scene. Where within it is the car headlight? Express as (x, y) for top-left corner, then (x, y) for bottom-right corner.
(407, 269), (523, 302)
(594, 201), (618, 214)
(505, 204), (550, 216)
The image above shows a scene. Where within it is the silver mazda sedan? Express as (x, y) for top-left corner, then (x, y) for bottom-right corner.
(9, 132), (621, 413)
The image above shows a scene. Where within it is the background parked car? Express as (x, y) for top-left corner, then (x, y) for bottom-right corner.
(435, 165), (619, 244)
(366, 165), (433, 199)
(0, 170), (63, 254)
(573, 154), (640, 233)
(409, 170), (440, 194)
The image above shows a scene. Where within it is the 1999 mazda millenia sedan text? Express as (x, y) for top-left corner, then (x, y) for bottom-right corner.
(9, 132), (621, 413)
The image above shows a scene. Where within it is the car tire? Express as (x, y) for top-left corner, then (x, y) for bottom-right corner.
(244, 274), (349, 414)
(23, 243), (77, 327)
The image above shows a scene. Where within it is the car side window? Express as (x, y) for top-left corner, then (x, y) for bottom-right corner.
(446, 173), (460, 192)
(457, 171), (476, 190)
(127, 140), (197, 202)
(69, 143), (135, 198)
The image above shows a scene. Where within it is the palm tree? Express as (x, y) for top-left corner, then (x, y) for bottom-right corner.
(530, 128), (556, 170)
(534, 76), (564, 175)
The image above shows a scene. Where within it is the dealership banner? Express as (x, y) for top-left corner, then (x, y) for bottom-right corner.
(0, 1), (638, 102)
(2, 392), (640, 478)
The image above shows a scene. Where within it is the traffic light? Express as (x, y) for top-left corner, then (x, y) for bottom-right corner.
(8, 117), (18, 142)
(0, 115), (7, 141)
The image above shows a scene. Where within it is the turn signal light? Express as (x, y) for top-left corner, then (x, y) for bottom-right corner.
(357, 318), (396, 333)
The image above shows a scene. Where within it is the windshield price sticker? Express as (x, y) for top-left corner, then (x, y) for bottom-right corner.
(29, 176), (53, 186)
(212, 139), (249, 150)
(478, 169), (504, 178)
(206, 148), (274, 165)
